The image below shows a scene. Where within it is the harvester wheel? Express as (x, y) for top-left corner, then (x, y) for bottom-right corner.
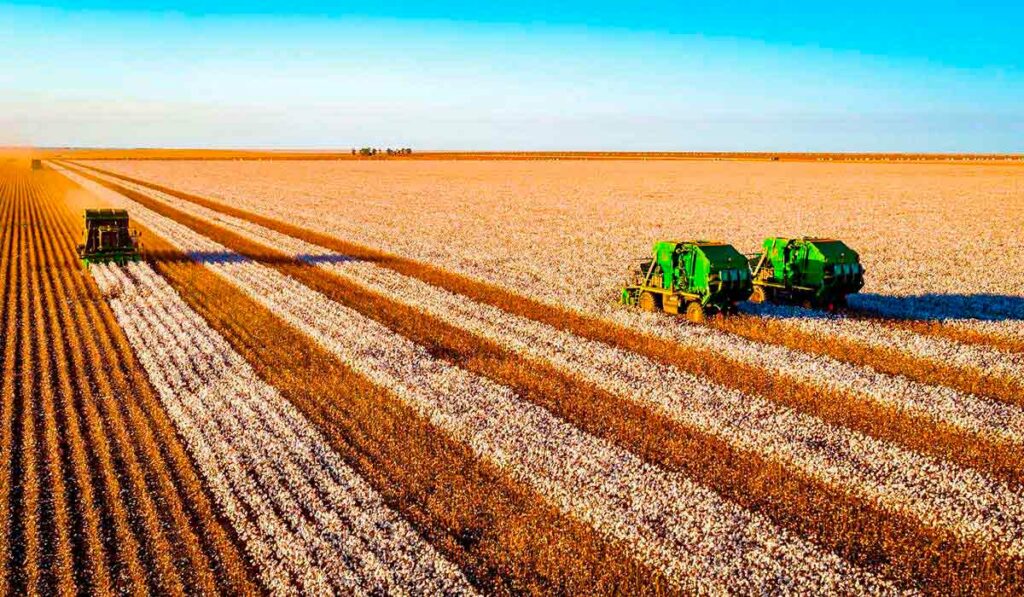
(750, 286), (768, 304)
(638, 292), (657, 312)
(685, 302), (706, 324)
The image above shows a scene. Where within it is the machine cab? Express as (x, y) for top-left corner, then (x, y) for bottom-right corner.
(78, 209), (142, 266)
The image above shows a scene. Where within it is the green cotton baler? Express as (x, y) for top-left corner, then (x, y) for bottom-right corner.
(748, 237), (864, 309)
(621, 240), (752, 322)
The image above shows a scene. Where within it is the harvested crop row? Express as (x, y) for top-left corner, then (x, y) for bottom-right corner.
(91, 261), (473, 595)
(12, 170), (43, 594)
(0, 174), (15, 593)
(76, 159), (1024, 353)
(68, 162), (1024, 489)
(727, 303), (1024, 407)
(49, 169), (264, 596)
(0, 167), (257, 595)
(55, 164), (894, 594)
(0, 175), (15, 594)
(76, 165), (1024, 589)
(27, 177), (85, 597)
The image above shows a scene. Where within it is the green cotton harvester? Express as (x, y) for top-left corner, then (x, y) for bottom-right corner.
(77, 209), (142, 267)
(748, 237), (864, 310)
(620, 240), (752, 322)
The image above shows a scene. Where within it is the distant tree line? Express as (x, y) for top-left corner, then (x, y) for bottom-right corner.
(352, 148), (413, 157)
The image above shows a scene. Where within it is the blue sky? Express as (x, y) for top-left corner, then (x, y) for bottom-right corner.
(2, 1), (1021, 150)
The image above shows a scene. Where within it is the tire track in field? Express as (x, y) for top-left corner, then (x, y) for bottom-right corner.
(62, 163), (1024, 591)
(55, 163), (899, 594)
(67, 161), (1024, 486)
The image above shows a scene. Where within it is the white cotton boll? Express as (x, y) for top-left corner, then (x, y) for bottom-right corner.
(88, 170), (1024, 560)
(65, 163), (929, 591)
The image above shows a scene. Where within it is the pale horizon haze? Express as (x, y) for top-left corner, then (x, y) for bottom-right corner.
(2, 1), (1022, 151)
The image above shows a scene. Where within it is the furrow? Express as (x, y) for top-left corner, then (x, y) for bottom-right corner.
(24, 176), (116, 594)
(16, 170), (42, 595)
(0, 173), (18, 593)
(26, 175), (76, 595)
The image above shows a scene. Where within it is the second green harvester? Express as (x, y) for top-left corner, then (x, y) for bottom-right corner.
(621, 240), (752, 322)
(748, 237), (864, 309)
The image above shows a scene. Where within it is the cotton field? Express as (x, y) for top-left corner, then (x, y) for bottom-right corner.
(3, 158), (1022, 595)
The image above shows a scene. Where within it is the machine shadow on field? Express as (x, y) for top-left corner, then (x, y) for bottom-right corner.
(849, 293), (1024, 322)
(146, 249), (361, 267)
(742, 293), (1024, 322)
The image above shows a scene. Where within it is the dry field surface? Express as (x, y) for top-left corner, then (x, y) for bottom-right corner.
(2, 157), (1022, 594)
